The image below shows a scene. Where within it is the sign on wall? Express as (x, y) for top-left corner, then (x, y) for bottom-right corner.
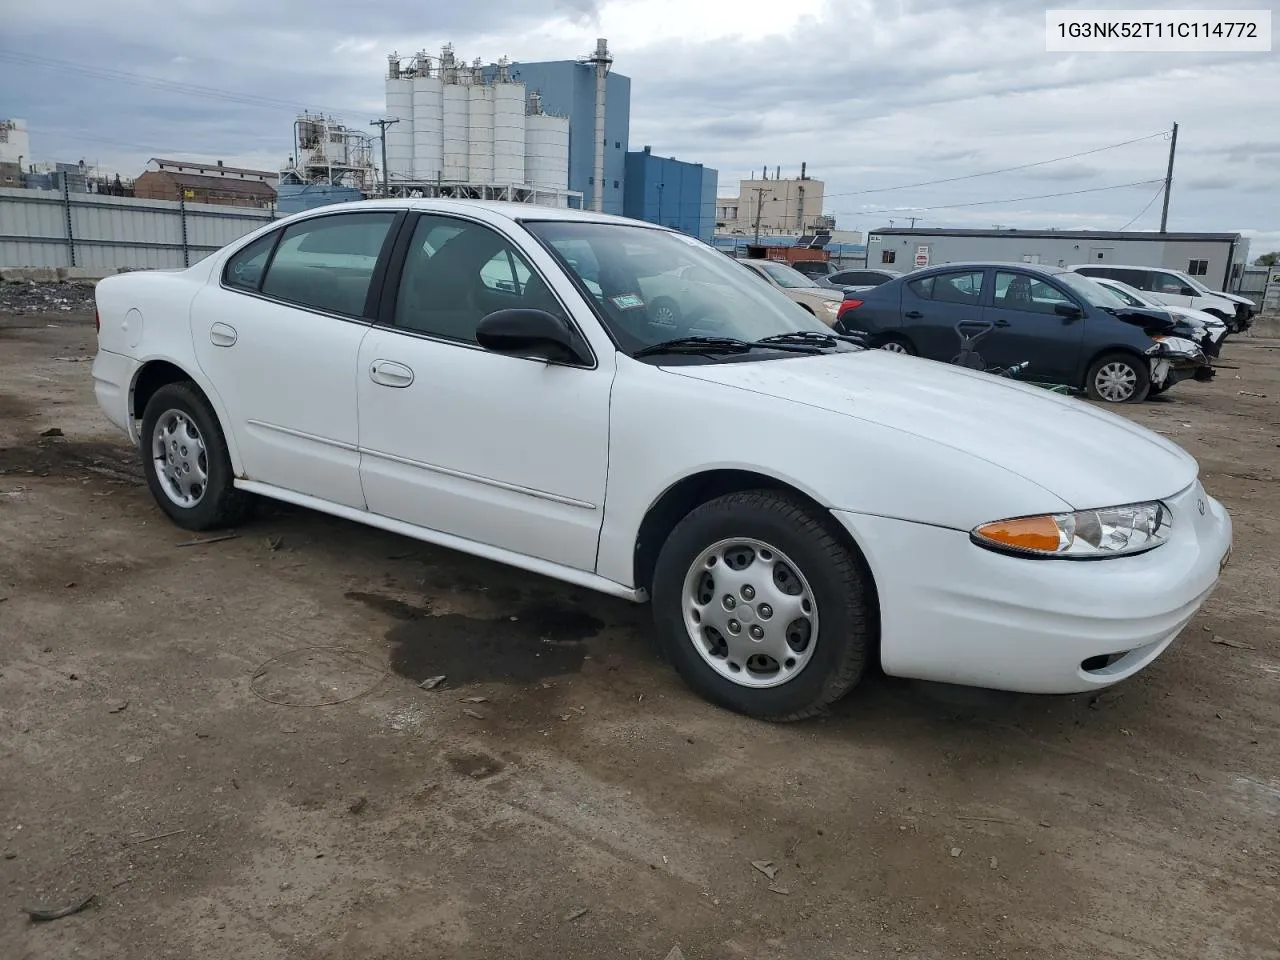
(915, 244), (930, 267)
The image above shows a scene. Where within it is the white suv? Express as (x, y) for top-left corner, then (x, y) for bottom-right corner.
(1068, 264), (1255, 332)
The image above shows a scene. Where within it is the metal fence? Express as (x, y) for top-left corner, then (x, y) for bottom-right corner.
(0, 186), (276, 270)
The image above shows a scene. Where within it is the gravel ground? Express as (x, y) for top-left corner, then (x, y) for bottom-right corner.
(1, 311), (1278, 960)
(0, 281), (98, 315)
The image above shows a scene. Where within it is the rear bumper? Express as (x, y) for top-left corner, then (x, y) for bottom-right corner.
(92, 348), (141, 444)
(831, 480), (1231, 693)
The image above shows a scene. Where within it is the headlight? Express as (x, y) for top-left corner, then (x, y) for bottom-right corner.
(1147, 336), (1201, 358)
(971, 501), (1171, 559)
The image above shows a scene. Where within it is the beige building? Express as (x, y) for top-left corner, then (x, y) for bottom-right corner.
(716, 169), (826, 236)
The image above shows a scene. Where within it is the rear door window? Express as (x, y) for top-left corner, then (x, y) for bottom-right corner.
(260, 212), (397, 318)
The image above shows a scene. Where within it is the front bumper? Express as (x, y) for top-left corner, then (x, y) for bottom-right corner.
(832, 480), (1232, 693)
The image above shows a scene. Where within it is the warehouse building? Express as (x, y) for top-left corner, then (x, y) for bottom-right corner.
(868, 227), (1252, 293)
(716, 166), (826, 236)
(133, 158), (277, 208)
(623, 147), (717, 242)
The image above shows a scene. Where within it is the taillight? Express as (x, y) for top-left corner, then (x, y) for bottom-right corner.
(837, 299), (863, 321)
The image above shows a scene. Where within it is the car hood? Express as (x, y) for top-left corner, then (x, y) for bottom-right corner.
(667, 350), (1198, 509)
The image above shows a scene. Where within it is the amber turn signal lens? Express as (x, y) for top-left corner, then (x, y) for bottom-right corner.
(973, 516), (1064, 554)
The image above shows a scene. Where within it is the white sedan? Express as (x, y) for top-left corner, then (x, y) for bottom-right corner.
(91, 200), (1233, 721)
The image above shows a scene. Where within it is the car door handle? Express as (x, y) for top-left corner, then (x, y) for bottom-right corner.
(904, 310), (923, 319)
(992, 319), (1011, 328)
(209, 322), (237, 347)
(369, 359), (414, 388)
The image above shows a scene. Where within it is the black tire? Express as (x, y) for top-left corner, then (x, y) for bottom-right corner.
(1147, 381), (1169, 397)
(1084, 351), (1150, 403)
(651, 490), (874, 721)
(139, 382), (251, 531)
(876, 334), (916, 356)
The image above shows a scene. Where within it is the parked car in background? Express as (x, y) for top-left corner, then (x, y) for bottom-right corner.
(789, 259), (837, 281)
(1068, 263), (1255, 333)
(817, 268), (904, 292)
(89, 199), (1233, 721)
(1088, 275), (1228, 358)
(835, 262), (1213, 402)
(737, 258), (846, 325)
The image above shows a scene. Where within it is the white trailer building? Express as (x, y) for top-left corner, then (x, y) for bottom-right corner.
(868, 228), (1252, 293)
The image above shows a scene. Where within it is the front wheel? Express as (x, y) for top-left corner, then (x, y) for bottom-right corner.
(1085, 352), (1150, 403)
(140, 382), (251, 531)
(651, 491), (874, 721)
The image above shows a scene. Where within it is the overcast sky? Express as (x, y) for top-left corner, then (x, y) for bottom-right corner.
(3, 0), (1277, 255)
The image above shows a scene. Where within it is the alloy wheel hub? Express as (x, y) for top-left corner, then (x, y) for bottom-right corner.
(151, 410), (209, 508)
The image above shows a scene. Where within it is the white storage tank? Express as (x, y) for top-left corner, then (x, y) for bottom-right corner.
(468, 84), (494, 184)
(441, 80), (469, 182)
(411, 74), (443, 182)
(524, 113), (569, 191)
(385, 77), (415, 182)
(493, 81), (527, 186)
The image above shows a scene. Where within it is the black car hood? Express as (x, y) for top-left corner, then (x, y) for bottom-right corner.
(1108, 306), (1189, 337)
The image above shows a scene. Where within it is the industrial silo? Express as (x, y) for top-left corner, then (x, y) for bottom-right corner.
(384, 54), (415, 183)
(441, 54), (470, 182)
(411, 53), (443, 183)
(468, 74), (495, 185)
(493, 77), (527, 188)
(524, 93), (568, 193)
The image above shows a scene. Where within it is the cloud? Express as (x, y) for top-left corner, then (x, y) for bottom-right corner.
(0, 0), (1276, 242)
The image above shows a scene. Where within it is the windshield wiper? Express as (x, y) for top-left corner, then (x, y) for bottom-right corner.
(753, 330), (867, 349)
(632, 336), (754, 358)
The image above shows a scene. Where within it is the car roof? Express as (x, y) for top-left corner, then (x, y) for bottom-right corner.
(275, 197), (664, 229)
(915, 261), (1070, 276)
(1068, 263), (1180, 273)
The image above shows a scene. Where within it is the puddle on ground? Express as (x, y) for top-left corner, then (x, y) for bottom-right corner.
(347, 591), (604, 686)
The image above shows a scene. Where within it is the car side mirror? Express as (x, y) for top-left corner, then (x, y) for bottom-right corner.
(1054, 302), (1084, 320)
(1180, 286), (1196, 297)
(475, 308), (588, 364)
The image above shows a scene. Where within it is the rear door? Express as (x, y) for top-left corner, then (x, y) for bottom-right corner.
(981, 270), (1086, 384)
(899, 268), (987, 360)
(190, 210), (401, 508)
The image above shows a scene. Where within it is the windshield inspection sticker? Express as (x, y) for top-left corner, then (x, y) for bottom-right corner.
(611, 293), (646, 310)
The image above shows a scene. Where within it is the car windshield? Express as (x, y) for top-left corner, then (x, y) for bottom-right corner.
(522, 221), (833, 356)
(756, 261), (821, 288)
(1173, 271), (1215, 295)
(1056, 271), (1131, 309)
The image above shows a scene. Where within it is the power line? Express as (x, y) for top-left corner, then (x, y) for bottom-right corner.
(820, 131), (1170, 200)
(840, 179), (1165, 215)
(0, 48), (356, 119)
(1119, 183), (1167, 230)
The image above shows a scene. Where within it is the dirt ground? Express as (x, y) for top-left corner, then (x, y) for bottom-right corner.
(1, 310), (1278, 960)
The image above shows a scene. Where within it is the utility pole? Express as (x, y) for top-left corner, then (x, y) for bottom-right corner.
(369, 118), (400, 197)
(752, 186), (768, 244)
(907, 216), (920, 228)
(1159, 121), (1179, 233)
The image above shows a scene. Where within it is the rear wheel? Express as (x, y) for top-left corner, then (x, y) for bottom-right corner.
(876, 334), (915, 356)
(651, 491), (873, 721)
(140, 382), (251, 531)
(1085, 352), (1150, 403)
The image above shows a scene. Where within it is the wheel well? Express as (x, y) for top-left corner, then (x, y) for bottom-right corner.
(799, 303), (815, 315)
(131, 360), (199, 420)
(632, 468), (872, 591)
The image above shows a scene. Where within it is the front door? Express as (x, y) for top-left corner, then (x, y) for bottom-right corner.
(899, 268), (987, 360)
(981, 270), (1086, 384)
(190, 210), (400, 508)
(355, 213), (614, 572)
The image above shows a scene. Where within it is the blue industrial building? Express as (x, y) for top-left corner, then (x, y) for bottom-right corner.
(623, 147), (718, 242)
(486, 58), (631, 215)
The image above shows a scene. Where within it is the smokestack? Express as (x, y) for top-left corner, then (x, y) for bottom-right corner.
(801, 161), (806, 180)
(591, 38), (612, 213)
(776, 165), (780, 179)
